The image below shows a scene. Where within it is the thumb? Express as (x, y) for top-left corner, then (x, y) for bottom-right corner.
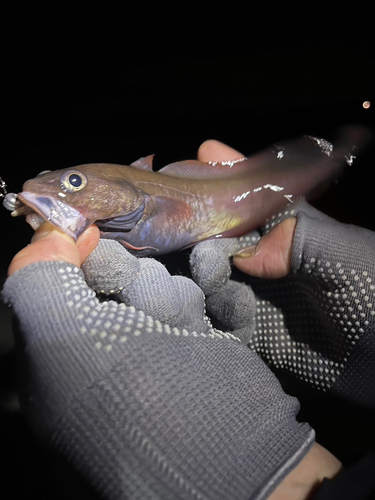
(8, 222), (100, 277)
(233, 217), (297, 279)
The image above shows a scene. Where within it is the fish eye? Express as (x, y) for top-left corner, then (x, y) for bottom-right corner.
(60, 170), (87, 193)
(69, 173), (82, 187)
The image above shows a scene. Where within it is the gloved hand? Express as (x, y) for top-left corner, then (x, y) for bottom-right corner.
(2, 223), (315, 500)
(192, 140), (375, 408)
(81, 238), (231, 338)
(189, 232), (260, 344)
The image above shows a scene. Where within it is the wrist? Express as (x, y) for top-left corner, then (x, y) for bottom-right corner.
(269, 443), (342, 500)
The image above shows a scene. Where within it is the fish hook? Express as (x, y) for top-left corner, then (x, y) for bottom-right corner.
(0, 177), (20, 212)
(0, 177), (7, 198)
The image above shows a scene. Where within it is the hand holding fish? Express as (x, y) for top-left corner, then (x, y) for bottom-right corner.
(6, 138), (298, 347)
(191, 139), (375, 408)
(3, 136), (375, 498)
(189, 140), (298, 343)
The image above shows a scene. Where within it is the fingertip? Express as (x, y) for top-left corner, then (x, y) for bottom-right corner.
(198, 139), (244, 163)
(197, 139), (222, 160)
(233, 217), (297, 279)
(233, 253), (264, 277)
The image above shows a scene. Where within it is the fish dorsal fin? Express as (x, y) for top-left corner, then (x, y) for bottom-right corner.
(130, 154), (155, 171)
(158, 158), (249, 179)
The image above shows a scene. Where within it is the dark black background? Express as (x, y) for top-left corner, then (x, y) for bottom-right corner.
(1, 6), (374, 498)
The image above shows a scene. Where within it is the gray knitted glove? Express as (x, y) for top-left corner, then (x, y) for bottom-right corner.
(190, 201), (375, 407)
(81, 239), (223, 336)
(2, 241), (314, 500)
(190, 232), (261, 344)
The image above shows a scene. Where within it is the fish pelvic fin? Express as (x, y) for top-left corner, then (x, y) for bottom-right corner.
(120, 240), (159, 252)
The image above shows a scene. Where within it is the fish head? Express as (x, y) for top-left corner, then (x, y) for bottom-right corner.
(17, 164), (146, 240)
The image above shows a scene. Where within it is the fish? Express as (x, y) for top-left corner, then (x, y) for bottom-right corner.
(10, 125), (370, 256)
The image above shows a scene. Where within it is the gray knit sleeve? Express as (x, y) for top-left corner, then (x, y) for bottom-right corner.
(248, 205), (375, 407)
(1, 255), (314, 500)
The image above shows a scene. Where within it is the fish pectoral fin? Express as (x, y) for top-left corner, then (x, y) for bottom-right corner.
(97, 199), (145, 231)
(151, 195), (193, 225)
(130, 154), (155, 171)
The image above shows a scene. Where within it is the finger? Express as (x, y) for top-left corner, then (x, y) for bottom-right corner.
(197, 139), (244, 163)
(8, 222), (100, 277)
(233, 217), (297, 279)
(76, 224), (100, 265)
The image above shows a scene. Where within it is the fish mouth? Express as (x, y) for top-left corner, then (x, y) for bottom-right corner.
(18, 192), (89, 240)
